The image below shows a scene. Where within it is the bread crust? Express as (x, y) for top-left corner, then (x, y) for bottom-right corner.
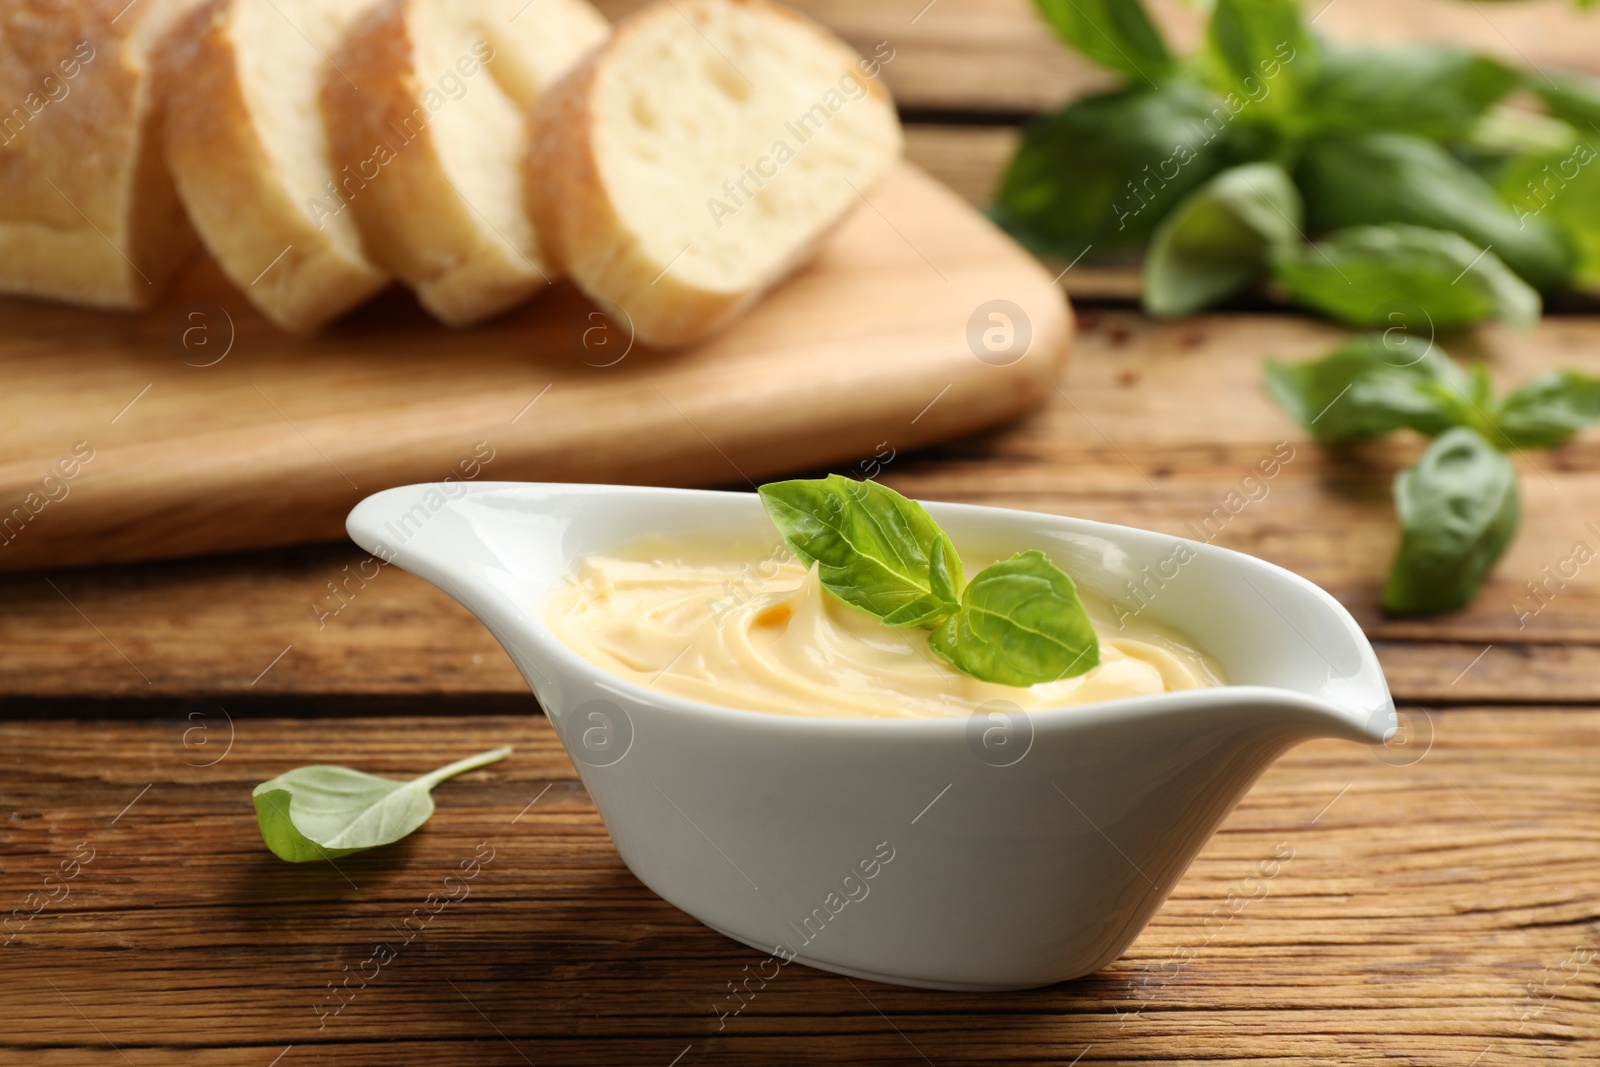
(525, 0), (900, 348)
(0, 0), (198, 310)
(161, 0), (389, 334)
(324, 0), (587, 327)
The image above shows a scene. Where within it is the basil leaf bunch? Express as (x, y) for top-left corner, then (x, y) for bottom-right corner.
(989, 81), (1247, 262)
(995, 0), (1600, 326)
(1296, 132), (1570, 290)
(1031, 0), (1174, 83)
(252, 746), (511, 862)
(1267, 339), (1600, 614)
(1497, 74), (1600, 291)
(1143, 162), (1301, 316)
(1300, 44), (1519, 141)
(1272, 224), (1540, 331)
(758, 476), (1099, 686)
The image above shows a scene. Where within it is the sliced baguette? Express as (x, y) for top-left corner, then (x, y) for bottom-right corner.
(527, 0), (902, 348)
(161, 0), (390, 334)
(323, 0), (607, 326)
(0, 0), (199, 310)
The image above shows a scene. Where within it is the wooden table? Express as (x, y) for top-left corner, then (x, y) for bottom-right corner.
(5, 2), (1600, 1064)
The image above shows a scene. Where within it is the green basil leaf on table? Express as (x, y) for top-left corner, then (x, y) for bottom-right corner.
(1295, 132), (1572, 290)
(1383, 427), (1518, 615)
(1533, 70), (1600, 131)
(1272, 224), (1541, 330)
(1143, 162), (1302, 316)
(990, 81), (1252, 261)
(1203, 0), (1317, 123)
(252, 746), (512, 863)
(1465, 361), (1495, 415)
(1492, 370), (1600, 448)
(1031, 0), (1175, 84)
(1467, 105), (1582, 160)
(929, 551), (1101, 687)
(758, 475), (963, 626)
(1263, 335), (1482, 443)
(1498, 139), (1600, 292)
(1301, 44), (1519, 140)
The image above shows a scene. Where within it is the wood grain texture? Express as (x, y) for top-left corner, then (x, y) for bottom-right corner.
(0, 164), (1068, 572)
(1, 710), (1596, 1065)
(595, 0), (1600, 113)
(903, 125), (1016, 208)
(3, 311), (1597, 706)
(3, 5), (1596, 1066)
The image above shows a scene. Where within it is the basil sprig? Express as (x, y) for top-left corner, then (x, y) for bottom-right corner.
(995, 0), (1600, 325)
(1495, 371), (1600, 448)
(252, 746), (511, 862)
(1265, 335), (1482, 443)
(758, 476), (1099, 685)
(1268, 339), (1600, 614)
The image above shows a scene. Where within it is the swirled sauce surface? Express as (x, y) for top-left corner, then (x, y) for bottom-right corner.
(546, 545), (1223, 719)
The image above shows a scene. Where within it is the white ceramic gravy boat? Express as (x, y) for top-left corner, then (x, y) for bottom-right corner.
(347, 482), (1394, 991)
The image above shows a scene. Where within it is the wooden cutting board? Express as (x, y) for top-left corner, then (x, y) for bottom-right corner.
(0, 164), (1069, 572)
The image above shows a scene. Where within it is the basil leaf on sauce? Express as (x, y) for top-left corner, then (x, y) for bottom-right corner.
(759, 479), (1100, 686)
(759, 475), (962, 625)
(252, 747), (511, 863)
(1383, 428), (1518, 615)
(930, 551), (1101, 687)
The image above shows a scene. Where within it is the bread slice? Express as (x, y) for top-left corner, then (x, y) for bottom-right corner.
(161, 0), (390, 333)
(526, 0), (902, 347)
(0, 0), (200, 310)
(324, 0), (607, 326)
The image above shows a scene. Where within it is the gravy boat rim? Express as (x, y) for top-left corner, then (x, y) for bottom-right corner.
(346, 481), (1394, 746)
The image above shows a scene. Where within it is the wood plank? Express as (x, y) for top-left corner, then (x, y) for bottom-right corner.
(885, 310), (1600, 651)
(0, 165), (1067, 572)
(596, 0), (1600, 114)
(4, 312), (1599, 705)
(1, 710), (1595, 1064)
(903, 125), (1015, 208)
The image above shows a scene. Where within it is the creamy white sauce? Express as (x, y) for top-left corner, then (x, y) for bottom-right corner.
(546, 542), (1223, 720)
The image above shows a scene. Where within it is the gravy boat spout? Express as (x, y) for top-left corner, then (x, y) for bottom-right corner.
(347, 482), (1396, 991)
